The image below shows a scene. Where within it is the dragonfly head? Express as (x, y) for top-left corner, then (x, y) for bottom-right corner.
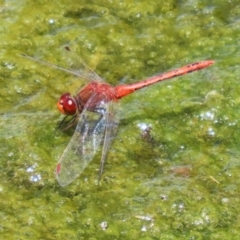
(57, 93), (77, 115)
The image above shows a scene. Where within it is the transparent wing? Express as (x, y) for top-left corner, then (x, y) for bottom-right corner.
(22, 46), (103, 83)
(56, 92), (118, 187)
(62, 46), (103, 82)
(98, 100), (120, 180)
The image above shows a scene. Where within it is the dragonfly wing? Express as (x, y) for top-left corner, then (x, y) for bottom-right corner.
(56, 92), (109, 187)
(22, 47), (103, 84)
(62, 47), (104, 82)
(98, 100), (119, 180)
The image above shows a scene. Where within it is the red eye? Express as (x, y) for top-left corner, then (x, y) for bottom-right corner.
(57, 93), (77, 115)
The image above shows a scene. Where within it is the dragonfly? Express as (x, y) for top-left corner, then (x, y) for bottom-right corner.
(23, 47), (214, 186)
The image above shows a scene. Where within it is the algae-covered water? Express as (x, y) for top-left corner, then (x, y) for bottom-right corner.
(0, 0), (240, 239)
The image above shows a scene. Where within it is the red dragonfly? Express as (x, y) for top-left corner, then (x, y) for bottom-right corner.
(23, 47), (214, 186)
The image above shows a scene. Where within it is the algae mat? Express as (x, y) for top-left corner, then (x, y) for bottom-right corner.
(0, 0), (240, 239)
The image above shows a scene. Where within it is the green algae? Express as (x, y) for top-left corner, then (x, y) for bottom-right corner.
(0, 0), (240, 239)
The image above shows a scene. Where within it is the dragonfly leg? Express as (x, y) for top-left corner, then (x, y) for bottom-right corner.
(57, 114), (78, 130)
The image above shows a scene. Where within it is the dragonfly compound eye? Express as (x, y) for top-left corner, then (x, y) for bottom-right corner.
(57, 92), (77, 115)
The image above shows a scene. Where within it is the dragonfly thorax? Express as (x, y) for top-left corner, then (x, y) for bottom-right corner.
(57, 92), (77, 115)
